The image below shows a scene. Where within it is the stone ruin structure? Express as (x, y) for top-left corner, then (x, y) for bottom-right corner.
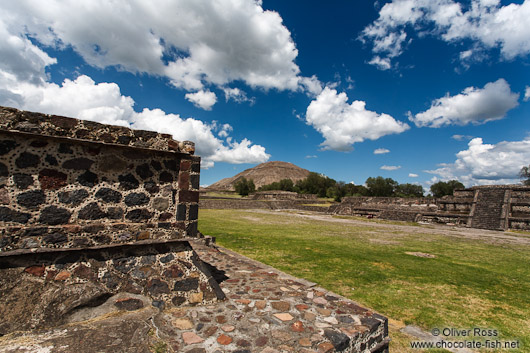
(252, 191), (318, 201)
(332, 186), (530, 231)
(0, 106), (390, 353)
(0, 106), (224, 334)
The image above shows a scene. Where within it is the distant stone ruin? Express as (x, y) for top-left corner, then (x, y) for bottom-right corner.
(332, 186), (530, 231)
(252, 190), (317, 200)
(0, 106), (223, 334)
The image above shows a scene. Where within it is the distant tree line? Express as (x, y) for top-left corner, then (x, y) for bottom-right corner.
(234, 172), (466, 200)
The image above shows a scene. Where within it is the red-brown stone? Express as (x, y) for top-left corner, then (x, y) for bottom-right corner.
(180, 159), (191, 171)
(178, 172), (189, 190)
(291, 320), (304, 332)
(24, 265), (45, 277)
(39, 169), (67, 190)
(217, 334), (232, 345)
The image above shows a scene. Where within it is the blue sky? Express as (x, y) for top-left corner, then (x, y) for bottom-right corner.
(0, 0), (529, 191)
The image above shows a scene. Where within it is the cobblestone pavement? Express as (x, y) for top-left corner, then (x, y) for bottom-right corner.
(154, 239), (389, 353)
(0, 239), (389, 353)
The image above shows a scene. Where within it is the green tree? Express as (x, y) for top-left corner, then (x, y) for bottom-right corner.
(520, 165), (530, 186)
(295, 172), (336, 197)
(234, 177), (255, 196)
(365, 176), (397, 197)
(430, 180), (464, 198)
(395, 183), (424, 197)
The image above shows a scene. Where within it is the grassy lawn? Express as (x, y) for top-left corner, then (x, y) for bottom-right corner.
(199, 209), (530, 352)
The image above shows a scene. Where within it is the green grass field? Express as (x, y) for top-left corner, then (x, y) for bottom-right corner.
(199, 209), (530, 352)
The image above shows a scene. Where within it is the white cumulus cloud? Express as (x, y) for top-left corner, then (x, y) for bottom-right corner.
(409, 173), (419, 177)
(381, 165), (401, 171)
(185, 90), (217, 110)
(305, 87), (409, 151)
(374, 148), (390, 154)
(427, 137), (530, 186)
(409, 79), (519, 127)
(525, 86), (530, 102)
(0, 74), (270, 168)
(0, 0), (320, 95)
(360, 0), (530, 69)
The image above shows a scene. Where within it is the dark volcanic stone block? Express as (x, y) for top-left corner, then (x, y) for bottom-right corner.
(150, 160), (162, 171)
(39, 206), (71, 225)
(77, 170), (98, 187)
(62, 157), (94, 170)
(125, 208), (153, 221)
(144, 181), (159, 194)
(188, 204), (199, 221)
(29, 140), (48, 148)
(17, 190), (46, 208)
(0, 140), (18, 155)
(45, 154), (58, 166)
(58, 143), (73, 154)
(78, 202), (106, 220)
(0, 206), (31, 223)
(39, 169), (67, 190)
(124, 192), (149, 206)
(176, 204), (186, 221)
(43, 232), (67, 244)
(15, 152), (40, 168)
(147, 278), (170, 295)
(119, 173), (139, 190)
(190, 175), (200, 189)
(13, 173), (33, 189)
(58, 189), (89, 205)
(159, 171), (173, 184)
(107, 207), (124, 220)
(0, 162), (8, 177)
(163, 159), (178, 172)
(173, 278), (199, 291)
(135, 164), (153, 180)
(324, 329), (350, 351)
(114, 298), (144, 311)
(95, 188), (122, 203)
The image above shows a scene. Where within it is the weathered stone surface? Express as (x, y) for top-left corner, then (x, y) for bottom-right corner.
(58, 143), (73, 154)
(147, 278), (170, 295)
(0, 162), (7, 177)
(15, 152), (40, 168)
(62, 157), (94, 170)
(45, 154), (58, 165)
(159, 212), (172, 221)
(0, 188), (9, 204)
(43, 232), (67, 244)
(273, 313), (293, 321)
(217, 334), (232, 345)
(0, 140), (18, 155)
(107, 207), (124, 220)
(271, 301), (290, 311)
(136, 164), (153, 180)
(174, 278), (199, 292)
(58, 189), (89, 205)
(39, 169), (68, 189)
(324, 329), (350, 351)
(114, 298), (144, 311)
(12, 173), (33, 189)
(179, 172), (189, 190)
(191, 175), (200, 189)
(144, 181), (159, 194)
(119, 173), (139, 190)
(176, 204), (187, 221)
(153, 197), (169, 211)
(98, 154), (127, 172)
(179, 190), (199, 203)
(78, 202), (107, 220)
(164, 159), (178, 172)
(39, 206), (71, 225)
(126, 208), (153, 221)
(159, 171), (173, 183)
(95, 188), (122, 203)
(17, 190), (46, 208)
(125, 192), (149, 206)
(0, 206), (30, 223)
(77, 170), (98, 187)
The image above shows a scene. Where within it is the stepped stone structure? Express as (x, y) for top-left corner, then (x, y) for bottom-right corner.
(0, 106), (224, 334)
(0, 106), (390, 353)
(332, 186), (530, 231)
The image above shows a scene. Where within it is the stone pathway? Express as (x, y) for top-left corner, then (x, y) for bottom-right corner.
(0, 238), (389, 353)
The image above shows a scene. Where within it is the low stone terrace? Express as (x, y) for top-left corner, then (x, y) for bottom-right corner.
(0, 238), (389, 353)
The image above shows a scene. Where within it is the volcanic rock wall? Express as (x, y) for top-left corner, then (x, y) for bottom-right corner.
(0, 106), (200, 251)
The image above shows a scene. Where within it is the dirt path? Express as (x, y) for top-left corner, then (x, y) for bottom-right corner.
(247, 209), (530, 246)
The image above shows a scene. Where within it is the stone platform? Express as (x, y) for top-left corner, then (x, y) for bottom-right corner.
(0, 239), (389, 353)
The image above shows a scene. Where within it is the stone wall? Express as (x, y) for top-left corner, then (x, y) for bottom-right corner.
(333, 186), (530, 231)
(252, 190), (317, 200)
(0, 106), (200, 252)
